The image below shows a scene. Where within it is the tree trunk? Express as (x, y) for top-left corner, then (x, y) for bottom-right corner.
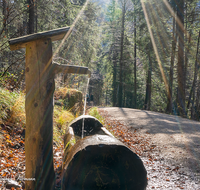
(35, 0), (38, 33)
(118, 1), (125, 107)
(2, 0), (8, 34)
(134, 0), (137, 108)
(177, 0), (185, 116)
(144, 48), (152, 110)
(191, 30), (200, 119)
(196, 81), (200, 121)
(28, 0), (35, 34)
(166, 13), (178, 113)
(113, 49), (117, 106)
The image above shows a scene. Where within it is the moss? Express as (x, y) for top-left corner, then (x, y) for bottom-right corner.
(54, 87), (83, 115)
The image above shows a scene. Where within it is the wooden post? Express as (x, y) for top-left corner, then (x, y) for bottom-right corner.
(9, 27), (91, 190)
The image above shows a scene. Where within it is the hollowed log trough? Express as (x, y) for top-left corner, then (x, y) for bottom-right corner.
(62, 115), (147, 190)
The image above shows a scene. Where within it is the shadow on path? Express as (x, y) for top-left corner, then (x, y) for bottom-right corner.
(101, 107), (200, 176)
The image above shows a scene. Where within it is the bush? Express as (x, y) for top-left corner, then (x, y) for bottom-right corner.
(88, 107), (104, 124)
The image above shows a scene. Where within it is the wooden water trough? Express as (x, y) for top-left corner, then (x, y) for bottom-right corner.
(62, 115), (147, 190)
(9, 27), (91, 190)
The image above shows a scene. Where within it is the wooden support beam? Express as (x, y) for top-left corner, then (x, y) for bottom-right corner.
(9, 27), (90, 190)
(9, 27), (70, 51)
(53, 63), (91, 77)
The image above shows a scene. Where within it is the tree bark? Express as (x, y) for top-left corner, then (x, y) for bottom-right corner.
(112, 39), (117, 106)
(118, 1), (125, 107)
(190, 30), (200, 119)
(28, 0), (35, 34)
(35, 0), (38, 33)
(177, 0), (185, 116)
(166, 13), (178, 113)
(134, 0), (137, 109)
(144, 48), (152, 110)
(2, 0), (8, 34)
(113, 58), (117, 106)
(196, 81), (200, 121)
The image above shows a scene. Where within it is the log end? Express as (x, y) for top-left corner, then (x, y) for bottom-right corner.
(62, 143), (147, 190)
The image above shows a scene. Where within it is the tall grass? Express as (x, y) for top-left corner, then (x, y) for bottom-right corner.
(0, 88), (23, 125)
(88, 107), (104, 125)
(53, 106), (75, 144)
(0, 87), (77, 144)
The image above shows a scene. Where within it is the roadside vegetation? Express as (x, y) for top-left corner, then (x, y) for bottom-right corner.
(88, 107), (105, 125)
(0, 86), (83, 189)
(0, 87), (81, 145)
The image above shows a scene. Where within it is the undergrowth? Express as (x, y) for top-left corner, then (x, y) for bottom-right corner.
(53, 106), (75, 143)
(0, 87), (77, 145)
(0, 88), (25, 126)
(88, 107), (104, 125)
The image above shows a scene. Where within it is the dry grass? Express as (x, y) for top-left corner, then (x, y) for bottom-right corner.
(8, 93), (26, 127)
(54, 87), (79, 100)
(53, 105), (75, 143)
(0, 87), (79, 145)
(54, 87), (83, 115)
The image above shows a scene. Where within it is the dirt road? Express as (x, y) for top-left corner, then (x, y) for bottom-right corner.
(99, 107), (200, 189)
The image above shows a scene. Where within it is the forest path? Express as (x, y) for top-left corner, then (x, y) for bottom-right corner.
(99, 107), (200, 189)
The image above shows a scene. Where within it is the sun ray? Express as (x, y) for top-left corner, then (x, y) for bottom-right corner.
(140, 0), (170, 97)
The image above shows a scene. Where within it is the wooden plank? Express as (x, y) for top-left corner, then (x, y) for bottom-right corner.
(9, 26), (70, 50)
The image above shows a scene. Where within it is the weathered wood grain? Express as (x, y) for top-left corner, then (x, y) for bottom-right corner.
(62, 115), (147, 190)
(9, 27), (70, 50)
(53, 63), (91, 77)
(25, 38), (55, 190)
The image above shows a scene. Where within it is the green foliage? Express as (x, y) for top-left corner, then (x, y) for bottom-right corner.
(53, 105), (75, 143)
(88, 107), (104, 125)
(0, 0), (200, 120)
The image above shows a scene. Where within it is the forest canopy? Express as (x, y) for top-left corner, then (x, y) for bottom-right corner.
(0, 0), (200, 120)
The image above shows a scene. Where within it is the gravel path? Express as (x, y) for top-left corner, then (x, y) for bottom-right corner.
(99, 107), (200, 190)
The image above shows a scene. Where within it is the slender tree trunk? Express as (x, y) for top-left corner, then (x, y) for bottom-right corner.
(191, 30), (200, 119)
(167, 14), (178, 113)
(134, 0), (137, 108)
(113, 60), (117, 106)
(123, 74), (126, 107)
(112, 38), (117, 106)
(184, 1), (188, 101)
(177, 0), (185, 116)
(118, 2), (125, 107)
(2, 0), (8, 34)
(144, 48), (152, 110)
(28, 0), (35, 34)
(35, 0), (38, 33)
(196, 81), (200, 121)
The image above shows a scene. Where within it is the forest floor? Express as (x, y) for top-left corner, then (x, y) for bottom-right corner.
(1, 105), (200, 189)
(98, 107), (200, 190)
